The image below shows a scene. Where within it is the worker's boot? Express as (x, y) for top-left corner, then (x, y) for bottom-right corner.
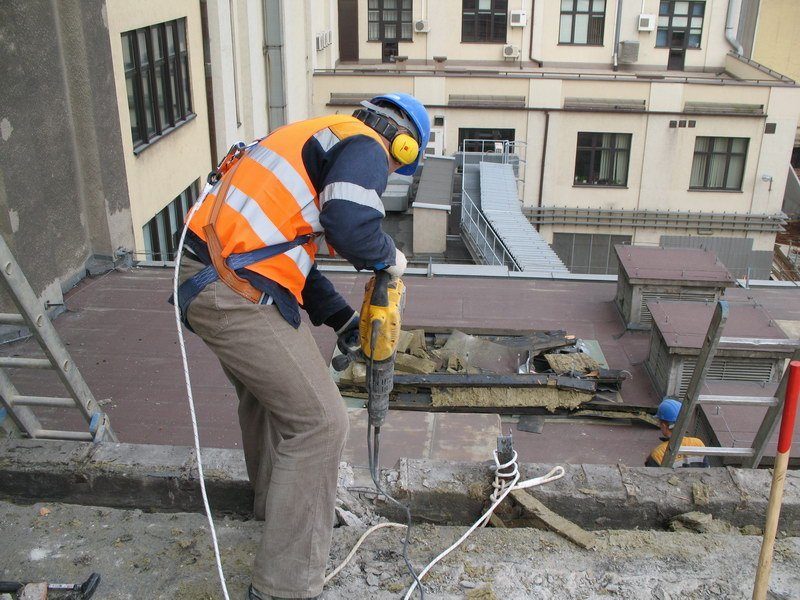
(247, 584), (321, 600)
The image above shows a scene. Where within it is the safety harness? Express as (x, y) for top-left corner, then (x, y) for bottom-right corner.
(174, 143), (315, 330)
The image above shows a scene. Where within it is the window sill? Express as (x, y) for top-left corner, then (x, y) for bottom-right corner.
(687, 188), (743, 193)
(655, 46), (703, 50)
(573, 184), (628, 189)
(460, 40), (509, 44)
(133, 113), (197, 156)
(367, 39), (413, 43)
(558, 43), (605, 47)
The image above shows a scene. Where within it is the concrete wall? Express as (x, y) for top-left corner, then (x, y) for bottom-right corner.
(413, 208), (447, 254)
(207, 0), (270, 160)
(0, 0), (134, 308)
(751, 0), (800, 82)
(106, 0), (212, 257)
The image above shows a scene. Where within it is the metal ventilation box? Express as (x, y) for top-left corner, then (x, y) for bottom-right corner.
(618, 41), (640, 64)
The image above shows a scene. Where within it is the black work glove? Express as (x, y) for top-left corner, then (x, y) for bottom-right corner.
(335, 311), (361, 358)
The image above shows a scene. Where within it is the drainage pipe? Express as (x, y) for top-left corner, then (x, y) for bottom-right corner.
(199, 0), (218, 167)
(537, 110), (549, 210)
(725, 0), (744, 55)
(612, 0), (623, 71)
(528, 0), (542, 67)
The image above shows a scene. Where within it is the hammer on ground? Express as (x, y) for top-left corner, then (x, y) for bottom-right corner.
(0, 573), (100, 599)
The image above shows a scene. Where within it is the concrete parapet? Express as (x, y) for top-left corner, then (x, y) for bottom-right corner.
(1, 439), (797, 533)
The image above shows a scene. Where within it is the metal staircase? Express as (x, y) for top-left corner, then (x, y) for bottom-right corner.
(662, 300), (799, 468)
(0, 235), (116, 442)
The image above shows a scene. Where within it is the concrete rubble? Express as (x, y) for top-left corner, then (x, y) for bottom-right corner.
(2, 439), (800, 599)
(1, 499), (799, 600)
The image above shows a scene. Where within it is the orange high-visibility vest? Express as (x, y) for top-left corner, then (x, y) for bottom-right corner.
(189, 115), (391, 303)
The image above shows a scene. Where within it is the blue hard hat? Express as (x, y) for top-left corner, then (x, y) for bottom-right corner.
(655, 398), (683, 424)
(369, 93), (431, 175)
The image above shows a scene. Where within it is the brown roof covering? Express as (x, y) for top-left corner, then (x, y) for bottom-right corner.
(614, 245), (736, 285)
(648, 300), (789, 350)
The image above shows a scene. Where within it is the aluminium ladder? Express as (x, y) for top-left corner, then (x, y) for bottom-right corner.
(0, 234), (116, 442)
(662, 300), (799, 468)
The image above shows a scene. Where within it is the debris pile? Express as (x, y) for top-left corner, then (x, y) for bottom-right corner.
(336, 329), (629, 411)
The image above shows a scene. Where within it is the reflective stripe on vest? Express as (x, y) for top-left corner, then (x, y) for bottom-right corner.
(188, 115), (391, 302)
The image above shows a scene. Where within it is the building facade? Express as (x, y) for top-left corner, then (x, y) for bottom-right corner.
(314, 0), (800, 277)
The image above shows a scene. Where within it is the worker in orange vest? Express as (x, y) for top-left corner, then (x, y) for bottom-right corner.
(645, 398), (708, 467)
(176, 93), (430, 599)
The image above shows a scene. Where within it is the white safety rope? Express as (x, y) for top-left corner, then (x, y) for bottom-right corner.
(402, 452), (564, 600)
(172, 183), (232, 600)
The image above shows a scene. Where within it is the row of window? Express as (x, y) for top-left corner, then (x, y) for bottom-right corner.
(367, 0), (705, 48)
(574, 133), (747, 191)
(123, 18), (193, 151)
(143, 181), (198, 261)
(458, 128), (747, 191)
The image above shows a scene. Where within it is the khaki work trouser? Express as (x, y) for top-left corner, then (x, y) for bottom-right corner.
(179, 258), (349, 598)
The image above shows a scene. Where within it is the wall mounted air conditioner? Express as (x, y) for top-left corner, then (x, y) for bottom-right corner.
(509, 10), (527, 27)
(638, 14), (656, 31)
(325, 30), (332, 46)
(503, 44), (520, 58)
(414, 19), (430, 33)
(315, 33), (324, 51)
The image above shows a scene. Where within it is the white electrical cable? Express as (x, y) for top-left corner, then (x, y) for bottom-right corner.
(173, 182), (232, 600)
(403, 451), (564, 600)
(324, 522), (407, 584)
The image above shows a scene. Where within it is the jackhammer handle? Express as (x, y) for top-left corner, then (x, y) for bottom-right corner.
(0, 582), (21, 593)
(371, 269), (391, 307)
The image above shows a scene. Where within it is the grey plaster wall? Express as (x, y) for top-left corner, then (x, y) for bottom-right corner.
(0, 0), (134, 310)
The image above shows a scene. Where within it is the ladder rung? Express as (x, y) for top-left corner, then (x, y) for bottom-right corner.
(0, 357), (53, 369)
(32, 429), (93, 441)
(698, 395), (779, 407)
(0, 313), (25, 325)
(679, 446), (755, 457)
(12, 395), (75, 408)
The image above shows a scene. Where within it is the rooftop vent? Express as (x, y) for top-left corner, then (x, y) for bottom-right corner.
(564, 97), (646, 112)
(683, 102), (765, 115)
(449, 94), (526, 108)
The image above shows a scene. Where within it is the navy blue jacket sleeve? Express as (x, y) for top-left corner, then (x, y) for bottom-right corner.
(300, 264), (353, 328)
(316, 135), (397, 271)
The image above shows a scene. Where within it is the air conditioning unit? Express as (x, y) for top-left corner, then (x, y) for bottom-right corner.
(509, 10), (527, 27)
(503, 44), (520, 58)
(315, 33), (325, 51)
(324, 30), (332, 46)
(637, 14), (656, 31)
(414, 19), (430, 33)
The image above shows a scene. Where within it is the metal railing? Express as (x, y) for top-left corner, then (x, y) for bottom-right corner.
(460, 186), (521, 270)
(458, 140), (525, 270)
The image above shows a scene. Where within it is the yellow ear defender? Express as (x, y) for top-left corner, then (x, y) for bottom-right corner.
(390, 134), (419, 166)
(353, 107), (420, 166)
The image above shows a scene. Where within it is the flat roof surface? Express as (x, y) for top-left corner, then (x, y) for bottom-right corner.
(614, 245), (736, 284)
(2, 268), (798, 461)
(649, 300), (790, 350)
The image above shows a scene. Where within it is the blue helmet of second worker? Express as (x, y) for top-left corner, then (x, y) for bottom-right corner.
(358, 93), (432, 176)
(655, 397), (682, 425)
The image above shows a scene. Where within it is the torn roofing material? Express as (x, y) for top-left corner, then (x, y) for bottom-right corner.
(478, 162), (569, 275)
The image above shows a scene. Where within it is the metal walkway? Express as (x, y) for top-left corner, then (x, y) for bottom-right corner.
(477, 162), (569, 275)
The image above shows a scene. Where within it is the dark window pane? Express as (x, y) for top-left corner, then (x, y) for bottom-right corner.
(588, 15), (604, 44)
(181, 53), (191, 113)
(126, 75), (140, 144)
